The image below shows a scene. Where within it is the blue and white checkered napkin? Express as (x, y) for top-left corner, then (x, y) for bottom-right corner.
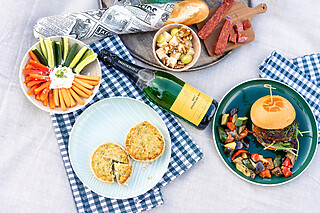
(50, 35), (204, 213)
(259, 50), (320, 141)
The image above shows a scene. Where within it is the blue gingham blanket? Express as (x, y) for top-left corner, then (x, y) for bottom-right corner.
(50, 35), (204, 213)
(259, 50), (320, 140)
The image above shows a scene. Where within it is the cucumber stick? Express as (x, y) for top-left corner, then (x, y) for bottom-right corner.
(55, 41), (62, 66)
(64, 43), (78, 67)
(74, 53), (97, 73)
(61, 37), (69, 61)
(39, 35), (47, 59)
(78, 49), (93, 64)
(45, 39), (55, 69)
(32, 47), (48, 66)
(69, 46), (88, 69)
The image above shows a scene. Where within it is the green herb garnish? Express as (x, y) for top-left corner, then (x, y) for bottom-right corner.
(55, 68), (67, 78)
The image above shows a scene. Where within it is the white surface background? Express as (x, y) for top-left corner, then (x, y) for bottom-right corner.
(0, 0), (319, 212)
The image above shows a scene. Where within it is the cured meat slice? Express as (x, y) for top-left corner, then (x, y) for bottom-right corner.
(214, 19), (233, 55)
(229, 32), (237, 44)
(238, 33), (248, 43)
(242, 19), (252, 30)
(197, 0), (234, 40)
(234, 23), (244, 34)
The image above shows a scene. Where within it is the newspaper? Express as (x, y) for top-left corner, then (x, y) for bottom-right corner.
(33, 2), (176, 40)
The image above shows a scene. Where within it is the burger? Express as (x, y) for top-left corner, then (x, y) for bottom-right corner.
(250, 95), (299, 153)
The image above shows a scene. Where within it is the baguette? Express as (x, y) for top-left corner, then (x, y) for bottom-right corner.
(165, 0), (209, 26)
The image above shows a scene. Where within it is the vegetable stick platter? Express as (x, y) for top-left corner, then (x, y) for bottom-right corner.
(99, 0), (251, 71)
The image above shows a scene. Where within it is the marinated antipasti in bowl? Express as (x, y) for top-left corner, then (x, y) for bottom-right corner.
(20, 36), (101, 113)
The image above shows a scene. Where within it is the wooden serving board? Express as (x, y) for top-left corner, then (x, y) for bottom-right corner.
(197, 1), (267, 56)
(99, 0), (252, 71)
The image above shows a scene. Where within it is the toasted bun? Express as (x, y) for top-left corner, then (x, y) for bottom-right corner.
(250, 95), (296, 129)
(165, 0), (209, 26)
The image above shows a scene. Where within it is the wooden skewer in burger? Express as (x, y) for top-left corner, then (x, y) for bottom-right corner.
(250, 86), (299, 155)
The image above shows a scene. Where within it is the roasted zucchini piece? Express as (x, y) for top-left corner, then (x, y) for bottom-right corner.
(236, 163), (251, 177)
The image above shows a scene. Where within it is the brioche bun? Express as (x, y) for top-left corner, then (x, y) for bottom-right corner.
(165, 0), (209, 26)
(250, 95), (296, 129)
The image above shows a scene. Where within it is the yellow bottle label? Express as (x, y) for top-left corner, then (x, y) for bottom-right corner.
(170, 83), (213, 126)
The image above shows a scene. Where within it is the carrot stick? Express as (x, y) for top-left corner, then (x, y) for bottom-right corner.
(48, 90), (55, 109)
(72, 82), (92, 96)
(26, 80), (44, 88)
(29, 51), (41, 64)
(71, 85), (89, 98)
(43, 96), (48, 106)
(66, 89), (76, 107)
(27, 84), (40, 95)
(76, 75), (100, 81)
(73, 78), (94, 89)
(53, 89), (59, 106)
(24, 76), (32, 84)
(61, 88), (71, 107)
(35, 92), (41, 101)
(34, 81), (51, 94)
(75, 78), (99, 86)
(25, 64), (36, 70)
(58, 89), (67, 111)
(70, 88), (85, 105)
(40, 86), (50, 102)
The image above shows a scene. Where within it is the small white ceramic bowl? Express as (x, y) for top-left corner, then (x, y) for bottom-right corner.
(152, 24), (201, 72)
(19, 36), (101, 114)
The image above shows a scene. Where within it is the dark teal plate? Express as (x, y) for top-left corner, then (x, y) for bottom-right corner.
(212, 79), (318, 185)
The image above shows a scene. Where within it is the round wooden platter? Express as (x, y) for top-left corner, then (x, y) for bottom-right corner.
(99, 0), (251, 71)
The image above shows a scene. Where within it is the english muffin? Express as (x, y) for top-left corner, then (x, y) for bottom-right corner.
(125, 121), (165, 162)
(90, 147), (115, 183)
(90, 142), (131, 184)
(114, 163), (133, 185)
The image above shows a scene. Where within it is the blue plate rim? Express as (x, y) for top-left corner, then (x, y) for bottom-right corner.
(68, 96), (171, 198)
(212, 78), (318, 186)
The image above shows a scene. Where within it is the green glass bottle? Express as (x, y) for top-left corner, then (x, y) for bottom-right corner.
(98, 49), (218, 129)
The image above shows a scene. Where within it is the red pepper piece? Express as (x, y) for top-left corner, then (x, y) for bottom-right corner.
(259, 169), (271, 178)
(283, 157), (293, 168)
(231, 150), (249, 161)
(282, 166), (293, 178)
(29, 60), (50, 73)
(229, 32), (237, 44)
(225, 133), (234, 143)
(228, 116), (233, 122)
(242, 19), (251, 30)
(246, 128), (253, 133)
(239, 129), (248, 139)
(238, 33), (248, 43)
(226, 122), (236, 131)
(29, 74), (50, 81)
(251, 153), (260, 162)
(23, 69), (47, 75)
(234, 23), (244, 34)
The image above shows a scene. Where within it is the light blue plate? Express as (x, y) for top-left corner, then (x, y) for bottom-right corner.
(69, 97), (171, 199)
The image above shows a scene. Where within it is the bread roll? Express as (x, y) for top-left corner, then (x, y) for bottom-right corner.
(250, 95), (296, 129)
(165, 0), (209, 26)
